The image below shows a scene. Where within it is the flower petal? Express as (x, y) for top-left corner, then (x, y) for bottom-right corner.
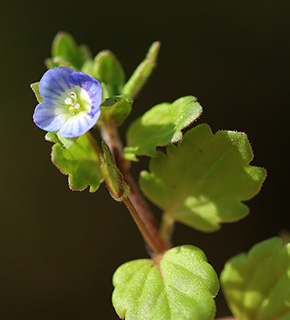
(58, 109), (101, 138)
(69, 72), (102, 116)
(39, 67), (75, 101)
(33, 101), (67, 132)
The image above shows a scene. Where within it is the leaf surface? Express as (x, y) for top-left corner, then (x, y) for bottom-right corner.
(100, 95), (133, 126)
(221, 238), (290, 320)
(122, 41), (160, 98)
(92, 50), (125, 96)
(30, 82), (42, 103)
(51, 134), (103, 192)
(140, 124), (266, 231)
(112, 245), (219, 320)
(46, 32), (91, 70)
(124, 96), (202, 160)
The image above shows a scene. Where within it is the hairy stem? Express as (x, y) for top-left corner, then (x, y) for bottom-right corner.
(100, 120), (169, 254)
(123, 197), (163, 255)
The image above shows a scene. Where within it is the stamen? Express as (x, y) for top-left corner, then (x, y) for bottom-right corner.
(68, 92), (77, 99)
(65, 97), (73, 105)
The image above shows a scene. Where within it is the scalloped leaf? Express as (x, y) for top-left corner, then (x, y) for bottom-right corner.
(112, 245), (219, 320)
(51, 134), (103, 192)
(140, 124), (266, 232)
(221, 237), (290, 320)
(124, 96), (202, 161)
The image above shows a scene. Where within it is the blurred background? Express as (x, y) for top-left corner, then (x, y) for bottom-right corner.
(1, 0), (289, 319)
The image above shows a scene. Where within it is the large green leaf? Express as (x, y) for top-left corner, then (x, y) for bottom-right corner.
(221, 237), (290, 320)
(112, 245), (219, 320)
(51, 134), (103, 192)
(140, 124), (266, 232)
(124, 96), (202, 161)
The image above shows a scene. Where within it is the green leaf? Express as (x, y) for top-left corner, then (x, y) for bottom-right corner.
(30, 82), (42, 103)
(122, 41), (160, 98)
(100, 95), (133, 126)
(51, 134), (103, 192)
(46, 31), (92, 70)
(124, 96), (202, 161)
(100, 141), (130, 201)
(45, 132), (77, 149)
(221, 237), (290, 320)
(92, 50), (125, 96)
(112, 245), (219, 320)
(140, 124), (266, 232)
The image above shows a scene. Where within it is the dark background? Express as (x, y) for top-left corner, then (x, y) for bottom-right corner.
(1, 0), (289, 319)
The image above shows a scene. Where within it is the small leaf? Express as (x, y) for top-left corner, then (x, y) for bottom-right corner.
(51, 134), (103, 192)
(46, 31), (92, 70)
(100, 95), (133, 126)
(92, 50), (125, 96)
(45, 132), (77, 149)
(124, 96), (202, 161)
(45, 131), (59, 144)
(112, 245), (219, 320)
(140, 124), (266, 232)
(56, 133), (78, 149)
(122, 41), (160, 98)
(221, 238), (290, 320)
(100, 141), (129, 201)
(30, 82), (42, 103)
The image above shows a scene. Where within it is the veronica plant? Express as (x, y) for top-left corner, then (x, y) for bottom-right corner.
(31, 32), (290, 320)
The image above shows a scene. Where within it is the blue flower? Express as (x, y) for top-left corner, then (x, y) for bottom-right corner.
(33, 67), (102, 138)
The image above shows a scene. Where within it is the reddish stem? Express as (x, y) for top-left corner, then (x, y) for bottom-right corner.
(100, 120), (169, 254)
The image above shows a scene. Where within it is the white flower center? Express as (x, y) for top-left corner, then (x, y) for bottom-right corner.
(63, 89), (91, 116)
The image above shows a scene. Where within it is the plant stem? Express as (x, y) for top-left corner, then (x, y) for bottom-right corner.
(123, 197), (163, 255)
(100, 120), (169, 254)
(123, 171), (169, 252)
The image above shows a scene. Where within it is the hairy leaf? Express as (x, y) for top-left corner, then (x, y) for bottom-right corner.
(140, 124), (266, 232)
(112, 245), (219, 320)
(100, 141), (130, 201)
(45, 132), (77, 149)
(45, 31), (91, 70)
(221, 237), (290, 320)
(122, 41), (160, 98)
(93, 50), (125, 96)
(100, 95), (133, 126)
(30, 82), (42, 103)
(51, 134), (103, 192)
(124, 96), (202, 161)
